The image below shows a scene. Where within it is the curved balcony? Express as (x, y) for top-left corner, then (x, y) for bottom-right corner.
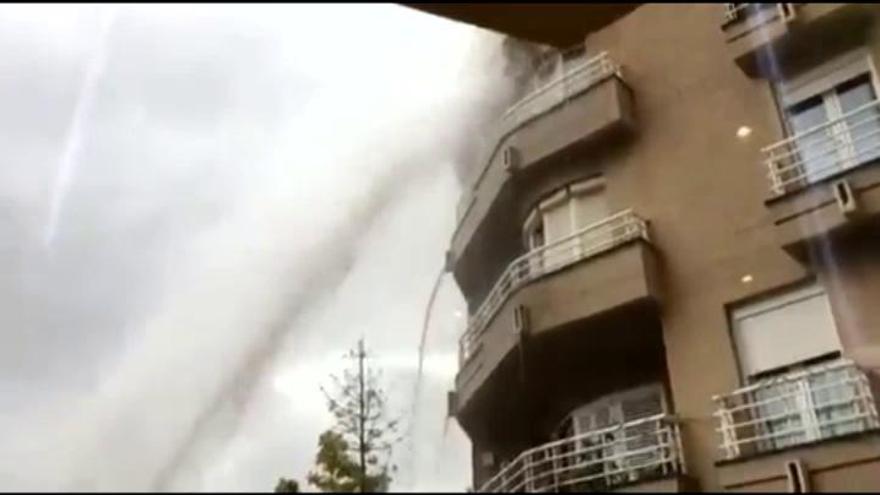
(498, 51), (621, 149)
(450, 50), (635, 281)
(762, 99), (880, 260)
(453, 209), (663, 442)
(456, 51), (623, 222)
(458, 210), (649, 364)
(480, 414), (687, 493)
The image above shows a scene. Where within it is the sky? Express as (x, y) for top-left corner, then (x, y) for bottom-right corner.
(0, 4), (513, 491)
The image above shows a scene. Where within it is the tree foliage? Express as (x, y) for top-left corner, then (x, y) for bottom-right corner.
(306, 429), (382, 492)
(307, 339), (402, 492)
(273, 478), (300, 493)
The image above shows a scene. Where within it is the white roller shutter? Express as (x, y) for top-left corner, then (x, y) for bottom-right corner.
(570, 179), (609, 256)
(540, 190), (572, 268)
(731, 283), (842, 378)
(540, 189), (570, 243)
(569, 178), (608, 230)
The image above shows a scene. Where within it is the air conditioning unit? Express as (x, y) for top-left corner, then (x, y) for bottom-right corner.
(723, 3), (740, 23)
(833, 179), (858, 216)
(444, 250), (455, 272)
(513, 304), (529, 335)
(778, 3), (797, 23)
(446, 390), (457, 418)
(502, 146), (520, 173)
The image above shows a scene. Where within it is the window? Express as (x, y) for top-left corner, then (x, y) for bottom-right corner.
(550, 384), (669, 491)
(522, 177), (608, 275)
(776, 49), (880, 186)
(729, 283), (863, 452)
(731, 283), (842, 379)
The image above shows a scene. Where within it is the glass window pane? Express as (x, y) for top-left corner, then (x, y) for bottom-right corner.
(571, 188), (609, 259)
(753, 382), (807, 452)
(786, 97), (838, 183)
(542, 200), (572, 269)
(809, 368), (862, 439)
(837, 75), (880, 167)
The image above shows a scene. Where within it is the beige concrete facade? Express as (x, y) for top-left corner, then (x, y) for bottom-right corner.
(421, 3), (880, 492)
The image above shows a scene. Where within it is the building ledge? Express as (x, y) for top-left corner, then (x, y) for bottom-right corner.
(404, 4), (641, 48)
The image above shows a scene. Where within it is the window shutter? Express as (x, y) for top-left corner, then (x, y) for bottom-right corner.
(621, 389), (663, 422)
(570, 181), (609, 231)
(731, 284), (842, 378)
(540, 190), (570, 243)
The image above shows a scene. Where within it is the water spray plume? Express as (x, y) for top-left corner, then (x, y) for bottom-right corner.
(45, 6), (119, 251)
(415, 269), (447, 407)
(14, 14), (516, 491)
(150, 152), (436, 491)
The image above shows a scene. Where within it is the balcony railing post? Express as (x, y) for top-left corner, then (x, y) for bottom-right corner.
(766, 156), (784, 195)
(714, 395), (738, 460)
(523, 459), (531, 492)
(856, 371), (880, 430)
(672, 418), (687, 474)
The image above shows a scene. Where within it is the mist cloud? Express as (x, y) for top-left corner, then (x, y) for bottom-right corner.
(0, 4), (514, 491)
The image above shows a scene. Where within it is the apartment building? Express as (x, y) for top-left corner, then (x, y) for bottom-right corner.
(411, 3), (880, 492)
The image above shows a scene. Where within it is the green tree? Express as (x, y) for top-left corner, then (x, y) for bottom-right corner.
(274, 478), (300, 493)
(306, 430), (364, 492)
(307, 339), (401, 492)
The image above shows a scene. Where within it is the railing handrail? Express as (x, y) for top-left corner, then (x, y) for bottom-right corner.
(765, 117), (880, 175)
(713, 376), (868, 417)
(502, 51), (615, 122)
(518, 208), (633, 263)
(480, 413), (682, 492)
(762, 98), (880, 194)
(717, 403), (875, 439)
(713, 359), (880, 460)
(718, 411), (878, 449)
(712, 358), (861, 401)
(762, 99), (880, 155)
(489, 432), (676, 490)
(458, 210), (648, 362)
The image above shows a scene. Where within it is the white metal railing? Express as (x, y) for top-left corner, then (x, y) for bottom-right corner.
(480, 414), (686, 493)
(713, 359), (880, 461)
(457, 50), (621, 224)
(764, 99), (880, 195)
(722, 3), (794, 25)
(499, 50), (619, 136)
(459, 210), (649, 364)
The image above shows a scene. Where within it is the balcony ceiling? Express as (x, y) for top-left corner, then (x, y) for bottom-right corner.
(405, 3), (642, 47)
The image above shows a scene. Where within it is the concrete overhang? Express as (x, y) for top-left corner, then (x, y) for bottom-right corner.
(404, 3), (641, 48)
